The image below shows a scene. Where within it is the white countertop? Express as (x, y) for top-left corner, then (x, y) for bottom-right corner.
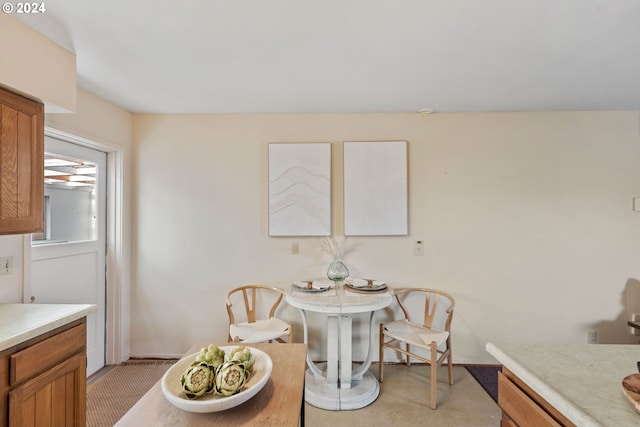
(0, 303), (97, 352)
(486, 342), (640, 427)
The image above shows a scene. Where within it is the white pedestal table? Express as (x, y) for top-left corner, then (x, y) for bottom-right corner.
(286, 284), (393, 410)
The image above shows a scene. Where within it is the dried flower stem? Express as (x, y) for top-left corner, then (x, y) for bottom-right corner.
(319, 236), (345, 259)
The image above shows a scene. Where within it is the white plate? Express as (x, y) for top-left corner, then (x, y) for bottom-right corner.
(292, 280), (334, 292)
(161, 346), (273, 413)
(346, 278), (386, 289)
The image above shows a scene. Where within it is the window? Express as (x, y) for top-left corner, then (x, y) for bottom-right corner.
(32, 153), (97, 244)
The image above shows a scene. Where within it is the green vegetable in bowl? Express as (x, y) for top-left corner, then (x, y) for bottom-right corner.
(215, 361), (248, 396)
(194, 344), (226, 369)
(226, 346), (255, 373)
(179, 345), (255, 400)
(180, 362), (215, 399)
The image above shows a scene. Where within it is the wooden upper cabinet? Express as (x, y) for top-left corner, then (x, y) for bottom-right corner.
(0, 86), (44, 235)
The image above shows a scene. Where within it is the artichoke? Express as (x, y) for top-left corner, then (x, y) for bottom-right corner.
(180, 362), (215, 399)
(194, 344), (225, 369)
(226, 346), (255, 372)
(215, 361), (248, 396)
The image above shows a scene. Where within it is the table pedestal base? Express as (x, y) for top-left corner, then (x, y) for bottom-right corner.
(304, 368), (380, 410)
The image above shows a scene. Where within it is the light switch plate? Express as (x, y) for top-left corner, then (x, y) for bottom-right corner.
(414, 240), (424, 256)
(0, 256), (13, 275)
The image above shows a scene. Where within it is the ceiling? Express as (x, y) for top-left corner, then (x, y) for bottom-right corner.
(14, 0), (640, 114)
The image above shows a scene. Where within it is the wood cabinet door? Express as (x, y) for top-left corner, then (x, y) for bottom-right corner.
(0, 86), (44, 235)
(8, 352), (86, 427)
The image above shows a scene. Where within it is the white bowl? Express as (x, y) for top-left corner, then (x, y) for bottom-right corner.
(160, 346), (273, 413)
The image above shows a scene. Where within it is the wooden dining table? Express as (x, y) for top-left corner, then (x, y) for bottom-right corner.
(115, 342), (308, 427)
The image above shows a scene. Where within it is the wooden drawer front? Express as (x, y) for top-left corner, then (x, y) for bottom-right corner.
(10, 324), (86, 385)
(501, 412), (519, 427)
(498, 371), (561, 427)
(8, 352), (86, 427)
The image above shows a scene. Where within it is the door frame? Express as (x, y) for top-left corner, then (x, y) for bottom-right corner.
(22, 126), (130, 365)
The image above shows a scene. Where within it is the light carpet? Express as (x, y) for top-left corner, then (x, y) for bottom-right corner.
(86, 360), (177, 427)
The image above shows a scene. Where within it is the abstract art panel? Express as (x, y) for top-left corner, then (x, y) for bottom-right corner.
(268, 143), (331, 236)
(343, 140), (408, 236)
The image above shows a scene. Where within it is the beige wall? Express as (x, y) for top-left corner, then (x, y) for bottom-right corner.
(0, 15), (76, 112)
(46, 87), (134, 364)
(132, 111), (640, 363)
(0, 88), (132, 307)
(46, 87), (133, 149)
(0, 16), (77, 304)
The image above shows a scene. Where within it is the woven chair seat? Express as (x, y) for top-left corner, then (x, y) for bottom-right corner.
(383, 319), (449, 348)
(230, 317), (291, 343)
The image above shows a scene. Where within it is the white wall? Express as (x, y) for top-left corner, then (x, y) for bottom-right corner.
(0, 235), (26, 302)
(132, 111), (640, 363)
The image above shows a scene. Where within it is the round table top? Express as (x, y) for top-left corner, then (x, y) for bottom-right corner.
(285, 284), (393, 314)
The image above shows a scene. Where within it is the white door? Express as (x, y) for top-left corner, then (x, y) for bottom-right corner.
(31, 136), (107, 376)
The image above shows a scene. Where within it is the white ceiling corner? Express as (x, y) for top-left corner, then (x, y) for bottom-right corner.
(13, 0), (640, 114)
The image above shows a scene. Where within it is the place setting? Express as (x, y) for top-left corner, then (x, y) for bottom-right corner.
(291, 279), (335, 293)
(344, 278), (388, 294)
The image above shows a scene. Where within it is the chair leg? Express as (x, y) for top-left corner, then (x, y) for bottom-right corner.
(430, 342), (437, 409)
(405, 343), (411, 366)
(378, 324), (384, 383)
(447, 350), (454, 385)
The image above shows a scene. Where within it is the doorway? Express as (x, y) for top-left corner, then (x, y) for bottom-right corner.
(30, 136), (107, 376)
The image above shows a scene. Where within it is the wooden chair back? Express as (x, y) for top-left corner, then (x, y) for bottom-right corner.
(392, 287), (455, 332)
(226, 284), (285, 326)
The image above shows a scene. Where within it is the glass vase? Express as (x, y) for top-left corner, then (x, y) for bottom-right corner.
(327, 258), (349, 282)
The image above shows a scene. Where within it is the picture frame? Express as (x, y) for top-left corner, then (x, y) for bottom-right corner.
(343, 140), (408, 236)
(268, 142), (331, 236)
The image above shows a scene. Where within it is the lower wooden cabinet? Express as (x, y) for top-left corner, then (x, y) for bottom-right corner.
(498, 368), (575, 427)
(1, 319), (87, 427)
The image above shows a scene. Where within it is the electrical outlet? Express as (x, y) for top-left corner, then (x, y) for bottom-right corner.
(291, 242), (299, 254)
(414, 240), (424, 256)
(0, 256), (13, 275)
(588, 329), (598, 344)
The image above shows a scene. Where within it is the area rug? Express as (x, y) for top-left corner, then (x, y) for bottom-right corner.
(465, 365), (501, 403)
(86, 359), (177, 427)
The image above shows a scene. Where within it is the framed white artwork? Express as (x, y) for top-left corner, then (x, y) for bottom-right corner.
(343, 140), (408, 236)
(268, 142), (331, 236)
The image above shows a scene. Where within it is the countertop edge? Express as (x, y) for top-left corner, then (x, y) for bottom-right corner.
(485, 342), (604, 427)
(0, 303), (97, 352)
